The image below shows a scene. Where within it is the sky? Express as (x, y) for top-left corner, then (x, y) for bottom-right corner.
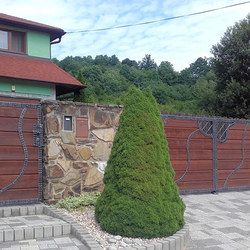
(1, 0), (250, 71)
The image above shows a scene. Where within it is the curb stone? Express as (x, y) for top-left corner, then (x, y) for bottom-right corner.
(0, 203), (190, 250)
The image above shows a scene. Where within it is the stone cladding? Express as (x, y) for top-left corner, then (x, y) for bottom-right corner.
(42, 100), (123, 203)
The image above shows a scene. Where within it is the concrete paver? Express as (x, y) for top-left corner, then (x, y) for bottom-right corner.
(182, 190), (250, 250)
(0, 190), (250, 249)
(0, 235), (88, 250)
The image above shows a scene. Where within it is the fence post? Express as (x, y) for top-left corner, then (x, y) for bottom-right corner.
(212, 120), (218, 192)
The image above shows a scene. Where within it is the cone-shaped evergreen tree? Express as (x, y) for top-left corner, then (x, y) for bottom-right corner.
(95, 86), (185, 238)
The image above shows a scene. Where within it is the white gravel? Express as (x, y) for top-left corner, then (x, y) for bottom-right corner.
(58, 206), (165, 250)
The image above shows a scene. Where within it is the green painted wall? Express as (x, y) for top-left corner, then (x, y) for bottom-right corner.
(0, 78), (51, 96)
(0, 25), (51, 58)
(26, 31), (50, 58)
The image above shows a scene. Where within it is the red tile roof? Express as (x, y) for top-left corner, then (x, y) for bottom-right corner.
(0, 13), (65, 41)
(0, 53), (84, 89)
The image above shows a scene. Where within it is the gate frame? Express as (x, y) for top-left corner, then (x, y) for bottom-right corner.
(0, 101), (43, 206)
(161, 114), (250, 195)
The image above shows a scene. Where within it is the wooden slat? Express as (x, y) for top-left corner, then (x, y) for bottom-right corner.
(228, 123), (248, 130)
(165, 128), (201, 139)
(168, 138), (213, 150)
(0, 147), (38, 160)
(0, 117), (37, 132)
(171, 160), (213, 171)
(0, 97), (39, 104)
(169, 149), (213, 160)
(0, 161), (38, 174)
(217, 150), (250, 160)
(0, 174), (39, 189)
(0, 188), (39, 201)
(227, 130), (249, 140)
(218, 169), (250, 180)
(164, 119), (198, 128)
(0, 132), (34, 146)
(0, 107), (37, 118)
(174, 171), (213, 182)
(217, 139), (250, 150)
(177, 181), (213, 190)
(217, 160), (250, 170)
(218, 179), (250, 188)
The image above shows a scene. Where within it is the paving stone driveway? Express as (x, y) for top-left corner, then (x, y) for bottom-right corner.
(182, 190), (250, 250)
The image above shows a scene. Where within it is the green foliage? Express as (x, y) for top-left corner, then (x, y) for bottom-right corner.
(139, 54), (157, 70)
(54, 54), (218, 115)
(73, 70), (88, 103)
(55, 192), (101, 212)
(211, 14), (250, 118)
(95, 86), (185, 238)
(158, 61), (178, 85)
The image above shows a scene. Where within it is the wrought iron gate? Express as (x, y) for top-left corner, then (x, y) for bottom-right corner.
(0, 99), (43, 205)
(161, 114), (250, 194)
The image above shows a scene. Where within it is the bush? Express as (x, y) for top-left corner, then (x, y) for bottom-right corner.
(95, 86), (185, 238)
(55, 192), (101, 212)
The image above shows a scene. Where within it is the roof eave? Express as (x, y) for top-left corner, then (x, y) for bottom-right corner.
(0, 18), (66, 42)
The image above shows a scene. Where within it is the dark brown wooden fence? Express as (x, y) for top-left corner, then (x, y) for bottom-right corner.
(0, 98), (43, 205)
(161, 113), (250, 194)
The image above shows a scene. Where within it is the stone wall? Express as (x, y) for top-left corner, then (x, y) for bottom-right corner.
(42, 100), (123, 204)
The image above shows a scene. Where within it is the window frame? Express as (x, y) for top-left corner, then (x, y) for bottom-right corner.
(0, 28), (26, 54)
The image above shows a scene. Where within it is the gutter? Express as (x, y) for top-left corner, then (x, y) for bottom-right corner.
(50, 36), (62, 45)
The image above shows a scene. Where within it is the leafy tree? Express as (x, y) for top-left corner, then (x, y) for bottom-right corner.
(158, 61), (178, 85)
(177, 68), (196, 86)
(122, 58), (139, 68)
(73, 70), (88, 103)
(152, 85), (169, 105)
(59, 56), (81, 76)
(95, 86), (185, 238)
(52, 57), (60, 66)
(189, 57), (211, 79)
(211, 14), (250, 118)
(192, 71), (217, 115)
(139, 54), (157, 70)
(109, 54), (120, 66)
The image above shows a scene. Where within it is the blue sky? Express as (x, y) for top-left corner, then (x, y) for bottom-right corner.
(1, 0), (250, 71)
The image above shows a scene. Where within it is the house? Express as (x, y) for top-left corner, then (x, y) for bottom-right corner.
(0, 13), (85, 101)
(0, 13), (85, 205)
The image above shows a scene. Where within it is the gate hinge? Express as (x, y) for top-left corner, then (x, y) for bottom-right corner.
(33, 124), (43, 147)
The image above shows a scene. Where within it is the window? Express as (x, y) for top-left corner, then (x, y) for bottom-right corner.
(0, 29), (25, 53)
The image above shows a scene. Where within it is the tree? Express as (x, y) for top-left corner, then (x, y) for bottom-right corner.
(158, 61), (178, 85)
(139, 54), (157, 70)
(189, 57), (211, 79)
(211, 14), (250, 118)
(74, 70), (88, 103)
(95, 86), (185, 238)
(122, 58), (139, 68)
(177, 68), (196, 86)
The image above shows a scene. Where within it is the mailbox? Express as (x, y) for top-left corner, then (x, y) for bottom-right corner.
(64, 116), (72, 131)
(76, 117), (88, 138)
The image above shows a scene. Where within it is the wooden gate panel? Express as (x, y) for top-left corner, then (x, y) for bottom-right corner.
(164, 118), (214, 191)
(162, 114), (250, 193)
(0, 99), (42, 205)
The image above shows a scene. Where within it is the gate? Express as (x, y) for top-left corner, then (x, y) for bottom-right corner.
(0, 98), (43, 205)
(161, 114), (250, 194)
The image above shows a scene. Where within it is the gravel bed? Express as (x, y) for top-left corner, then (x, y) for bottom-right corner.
(58, 206), (164, 250)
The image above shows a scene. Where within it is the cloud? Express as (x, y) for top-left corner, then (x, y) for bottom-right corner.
(1, 0), (250, 71)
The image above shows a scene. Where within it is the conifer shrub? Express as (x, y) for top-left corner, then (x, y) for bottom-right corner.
(95, 86), (185, 238)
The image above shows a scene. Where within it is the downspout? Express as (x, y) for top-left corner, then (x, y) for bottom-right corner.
(50, 36), (62, 59)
